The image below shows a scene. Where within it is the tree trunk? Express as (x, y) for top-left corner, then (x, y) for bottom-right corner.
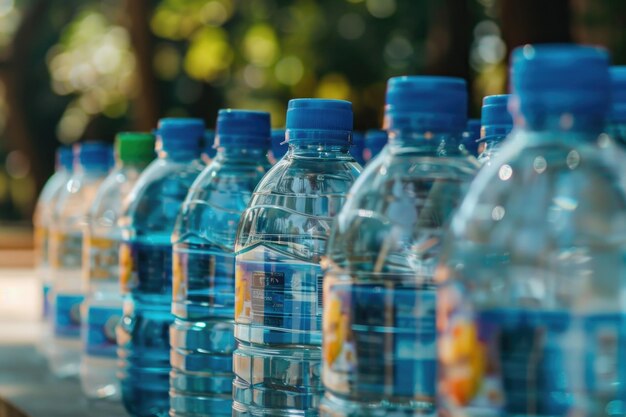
(500, 0), (572, 50)
(424, 0), (473, 114)
(0, 0), (52, 194)
(425, 0), (472, 79)
(125, 0), (160, 130)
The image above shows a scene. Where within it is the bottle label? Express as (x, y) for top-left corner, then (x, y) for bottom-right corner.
(439, 306), (626, 415)
(34, 225), (48, 266)
(54, 293), (84, 338)
(84, 305), (121, 358)
(172, 245), (235, 318)
(120, 240), (173, 294)
(84, 235), (119, 282)
(50, 231), (82, 269)
(42, 282), (51, 319)
(235, 260), (323, 345)
(119, 241), (133, 293)
(323, 280), (436, 401)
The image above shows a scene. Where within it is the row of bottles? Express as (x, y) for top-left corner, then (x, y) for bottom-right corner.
(32, 44), (626, 417)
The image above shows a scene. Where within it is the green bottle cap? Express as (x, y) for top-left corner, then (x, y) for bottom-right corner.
(115, 132), (156, 164)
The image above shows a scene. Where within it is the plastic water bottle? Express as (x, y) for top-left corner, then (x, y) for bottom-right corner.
(477, 94), (513, 165)
(48, 141), (112, 377)
(320, 76), (476, 417)
(170, 110), (272, 417)
(269, 128), (287, 164)
(233, 99), (361, 416)
(436, 45), (626, 416)
(117, 118), (204, 417)
(80, 132), (155, 400)
(363, 129), (388, 164)
(608, 66), (626, 143)
(202, 129), (216, 164)
(34, 146), (73, 358)
(461, 118), (481, 157)
(350, 131), (366, 166)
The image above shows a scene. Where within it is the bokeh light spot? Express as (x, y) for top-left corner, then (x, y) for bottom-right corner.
(5, 151), (30, 179)
(338, 13), (365, 40)
(184, 27), (233, 81)
(498, 164), (513, 181)
(366, 0), (396, 18)
(275, 56), (304, 86)
(243, 24), (279, 67)
(153, 44), (181, 80)
(315, 73), (351, 100)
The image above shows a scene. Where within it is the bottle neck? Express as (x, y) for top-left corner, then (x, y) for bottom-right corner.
(75, 163), (109, 175)
(516, 113), (605, 136)
(288, 143), (352, 158)
(215, 146), (268, 163)
(479, 135), (506, 156)
(116, 160), (152, 171)
(158, 148), (199, 162)
(387, 129), (463, 156)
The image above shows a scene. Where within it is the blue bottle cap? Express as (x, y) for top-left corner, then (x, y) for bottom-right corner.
(384, 76), (468, 132)
(155, 118), (204, 154)
(74, 141), (112, 170)
(214, 109), (271, 148)
(271, 128), (287, 159)
(285, 98), (353, 145)
(202, 129), (216, 158)
(57, 145), (74, 172)
(480, 94), (513, 141)
(365, 129), (388, 157)
(510, 44), (610, 124)
(610, 66), (626, 124)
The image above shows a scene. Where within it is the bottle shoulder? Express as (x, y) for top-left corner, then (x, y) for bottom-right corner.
(88, 168), (141, 232)
(326, 153), (477, 273)
(34, 172), (69, 225)
(252, 155), (362, 197)
(341, 152), (477, 212)
(173, 162), (269, 248)
(185, 160), (268, 202)
(449, 133), (626, 245)
(122, 158), (204, 236)
(51, 172), (107, 230)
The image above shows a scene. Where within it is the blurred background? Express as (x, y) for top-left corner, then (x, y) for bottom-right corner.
(0, 0), (624, 230)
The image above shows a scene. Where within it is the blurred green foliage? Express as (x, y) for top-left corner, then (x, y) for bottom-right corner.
(0, 0), (624, 223)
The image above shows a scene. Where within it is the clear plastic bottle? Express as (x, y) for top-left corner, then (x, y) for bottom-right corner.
(117, 118), (204, 417)
(608, 66), (626, 143)
(350, 131), (366, 166)
(269, 128), (287, 164)
(80, 132), (155, 400)
(476, 94), (513, 165)
(34, 146), (73, 358)
(436, 45), (626, 417)
(461, 118), (481, 157)
(320, 76), (477, 417)
(170, 110), (272, 417)
(363, 129), (388, 164)
(202, 129), (216, 165)
(48, 141), (112, 377)
(233, 99), (361, 416)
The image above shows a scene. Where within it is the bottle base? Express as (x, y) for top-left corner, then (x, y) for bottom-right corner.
(319, 392), (436, 417)
(49, 336), (81, 378)
(233, 401), (320, 417)
(121, 380), (170, 417)
(80, 354), (120, 400)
